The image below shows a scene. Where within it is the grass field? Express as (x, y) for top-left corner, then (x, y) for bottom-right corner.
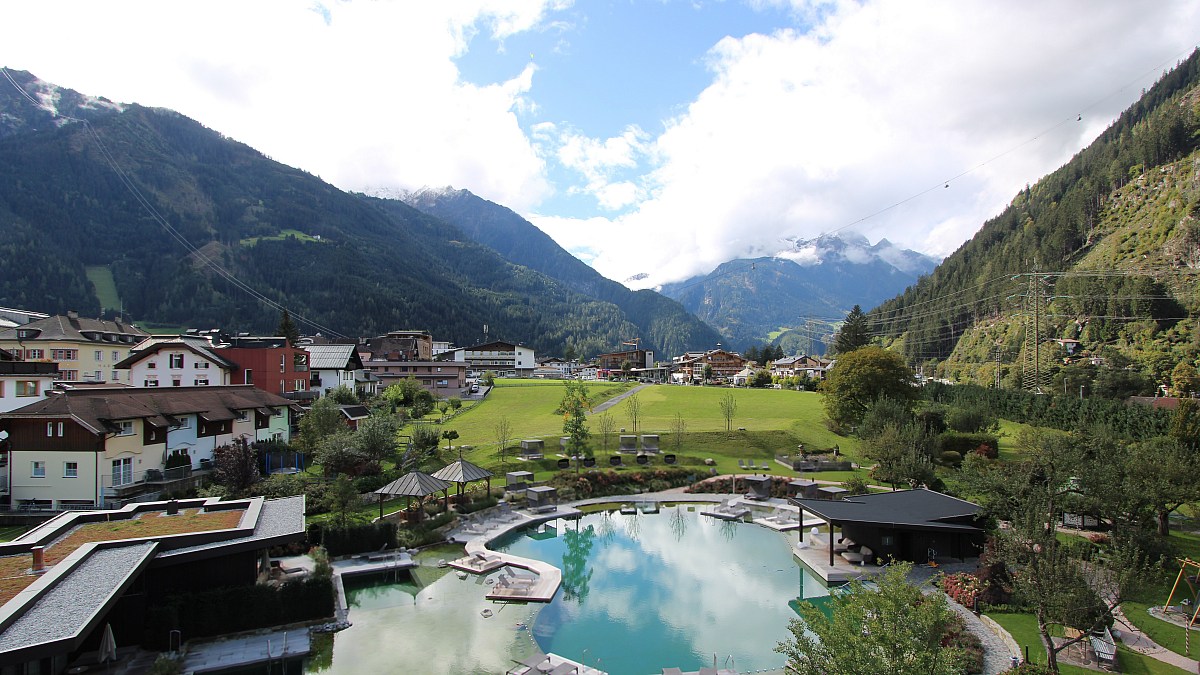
(440, 382), (868, 482)
(84, 265), (121, 312)
(240, 228), (322, 247)
(987, 611), (1188, 674)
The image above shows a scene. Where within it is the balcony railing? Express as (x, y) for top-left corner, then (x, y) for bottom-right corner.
(101, 464), (211, 496)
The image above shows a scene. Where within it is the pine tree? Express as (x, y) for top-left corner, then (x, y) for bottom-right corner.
(277, 309), (300, 346)
(833, 305), (870, 355)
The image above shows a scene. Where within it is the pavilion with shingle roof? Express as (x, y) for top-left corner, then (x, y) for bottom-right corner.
(433, 458), (494, 503)
(373, 471), (452, 520)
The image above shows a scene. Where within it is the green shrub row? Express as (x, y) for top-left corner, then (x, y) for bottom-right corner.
(143, 577), (333, 649)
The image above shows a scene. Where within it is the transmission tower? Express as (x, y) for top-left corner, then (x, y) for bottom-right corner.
(1020, 271), (1053, 394)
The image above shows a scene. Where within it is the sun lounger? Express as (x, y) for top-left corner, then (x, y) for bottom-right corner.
(508, 653), (549, 675)
(662, 669), (684, 675)
(548, 664), (578, 675)
(738, 459), (747, 470)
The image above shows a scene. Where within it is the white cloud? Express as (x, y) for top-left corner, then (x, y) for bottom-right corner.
(2, 0), (558, 211)
(531, 1), (1200, 287)
(4, 1), (1197, 291)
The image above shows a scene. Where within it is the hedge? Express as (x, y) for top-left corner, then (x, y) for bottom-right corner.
(143, 577), (333, 649)
(309, 521), (397, 556)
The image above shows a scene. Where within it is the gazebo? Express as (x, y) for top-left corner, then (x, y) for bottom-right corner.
(433, 457), (495, 504)
(374, 471), (452, 521)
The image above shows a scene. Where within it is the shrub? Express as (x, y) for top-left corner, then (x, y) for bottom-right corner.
(142, 577), (333, 649)
(938, 432), (999, 458)
(310, 522), (397, 556)
(938, 450), (964, 467)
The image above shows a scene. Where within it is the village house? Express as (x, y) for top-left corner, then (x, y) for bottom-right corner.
(303, 343), (379, 398)
(672, 349), (748, 384)
(596, 348), (655, 379)
(442, 340), (536, 378)
(0, 349), (58, 414)
(218, 336), (312, 399)
(0, 312), (149, 385)
(0, 386), (294, 511)
(114, 335), (237, 388)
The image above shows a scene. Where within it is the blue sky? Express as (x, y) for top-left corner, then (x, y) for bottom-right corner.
(3, 1), (1199, 287)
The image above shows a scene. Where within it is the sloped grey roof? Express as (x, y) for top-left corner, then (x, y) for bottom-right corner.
(0, 542), (157, 659)
(306, 344), (361, 370)
(0, 314), (146, 342)
(374, 471), (451, 497)
(432, 459), (494, 484)
(791, 488), (983, 532)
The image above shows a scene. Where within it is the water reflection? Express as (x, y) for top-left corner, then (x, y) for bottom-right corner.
(496, 506), (825, 675)
(669, 505), (687, 541)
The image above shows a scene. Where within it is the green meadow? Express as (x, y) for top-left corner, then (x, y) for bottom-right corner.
(440, 381), (866, 480)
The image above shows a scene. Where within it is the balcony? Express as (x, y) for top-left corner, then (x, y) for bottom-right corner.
(101, 465), (212, 498)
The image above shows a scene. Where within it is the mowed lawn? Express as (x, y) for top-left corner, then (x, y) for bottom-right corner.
(442, 382), (866, 478)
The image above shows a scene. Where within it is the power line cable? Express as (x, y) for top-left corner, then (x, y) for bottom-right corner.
(0, 67), (347, 339)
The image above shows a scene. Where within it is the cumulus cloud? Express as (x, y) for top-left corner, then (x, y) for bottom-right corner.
(537, 1), (1200, 287)
(4, 1), (1197, 290)
(2, 0), (557, 211)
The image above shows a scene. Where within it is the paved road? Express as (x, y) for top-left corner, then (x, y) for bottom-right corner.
(590, 383), (650, 414)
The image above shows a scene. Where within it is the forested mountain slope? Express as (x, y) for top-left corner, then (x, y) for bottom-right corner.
(0, 69), (706, 356)
(871, 50), (1200, 386)
(395, 188), (723, 356)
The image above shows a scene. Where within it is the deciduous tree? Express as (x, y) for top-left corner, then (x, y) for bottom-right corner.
(719, 392), (737, 432)
(776, 562), (971, 675)
(822, 347), (916, 429)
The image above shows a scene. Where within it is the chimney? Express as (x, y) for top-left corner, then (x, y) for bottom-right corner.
(31, 546), (45, 573)
(66, 310), (79, 320)
(166, 499), (179, 516)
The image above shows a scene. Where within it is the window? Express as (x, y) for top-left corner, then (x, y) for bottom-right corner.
(16, 381), (40, 397)
(46, 422), (54, 437)
(59, 370), (79, 381)
(25, 348), (43, 359)
(63, 462), (78, 478)
(244, 369), (253, 382)
(111, 371), (119, 381)
(112, 351), (119, 362)
(93, 370), (102, 381)
(235, 410), (248, 422)
(280, 354), (286, 372)
(51, 349), (78, 360)
(173, 416), (191, 429)
(116, 421), (134, 436)
(57, 422), (64, 437)
(194, 378), (209, 386)
(197, 361), (209, 369)
(17, 329), (32, 339)
(111, 458), (133, 486)
(94, 350), (103, 361)
(169, 354), (184, 369)
(294, 379), (305, 391)
(144, 379), (159, 387)
(147, 361), (157, 369)
(31, 461), (45, 478)
(172, 379), (181, 387)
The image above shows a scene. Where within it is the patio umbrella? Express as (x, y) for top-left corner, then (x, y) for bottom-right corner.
(97, 622), (117, 668)
(432, 458), (494, 504)
(373, 471), (452, 521)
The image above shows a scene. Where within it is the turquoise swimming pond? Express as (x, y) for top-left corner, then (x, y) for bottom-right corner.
(316, 506), (830, 674)
(491, 506), (830, 675)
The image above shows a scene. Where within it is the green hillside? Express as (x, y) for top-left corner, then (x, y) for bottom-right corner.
(0, 69), (719, 357)
(871, 49), (1200, 389)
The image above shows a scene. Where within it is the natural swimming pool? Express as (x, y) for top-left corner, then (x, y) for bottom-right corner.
(317, 505), (830, 675)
